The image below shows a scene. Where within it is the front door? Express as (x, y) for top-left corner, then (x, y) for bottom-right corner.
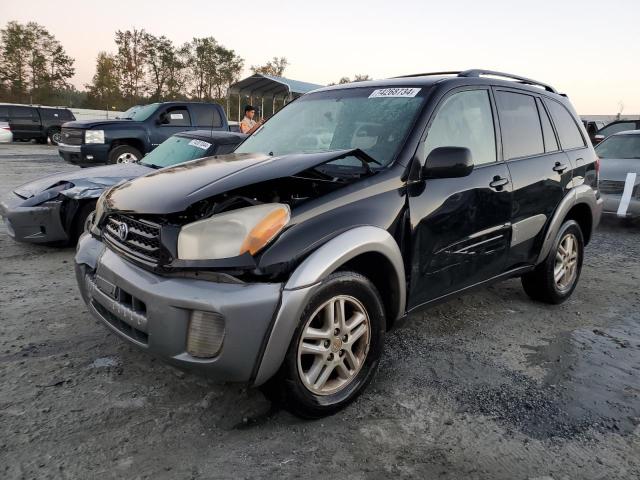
(150, 105), (194, 149)
(407, 88), (512, 309)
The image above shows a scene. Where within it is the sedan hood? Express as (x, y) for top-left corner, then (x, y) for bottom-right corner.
(14, 163), (153, 200)
(106, 150), (369, 214)
(599, 157), (640, 181)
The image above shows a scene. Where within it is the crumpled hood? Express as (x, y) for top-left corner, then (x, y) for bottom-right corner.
(14, 163), (153, 199)
(105, 150), (366, 214)
(599, 157), (640, 182)
(63, 119), (141, 129)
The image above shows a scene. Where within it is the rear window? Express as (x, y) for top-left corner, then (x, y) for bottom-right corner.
(545, 100), (585, 150)
(190, 104), (222, 128)
(595, 134), (640, 160)
(495, 91), (544, 159)
(140, 135), (214, 168)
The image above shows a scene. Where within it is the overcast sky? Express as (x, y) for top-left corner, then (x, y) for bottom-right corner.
(2, 0), (638, 114)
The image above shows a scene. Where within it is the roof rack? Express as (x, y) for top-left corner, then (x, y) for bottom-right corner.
(393, 69), (557, 93)
(458, 69), (557, 93)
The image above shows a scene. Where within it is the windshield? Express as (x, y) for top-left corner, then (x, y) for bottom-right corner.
(235, 87), (428, 167)
(140, 135), (213, 168)
(119, 103), (158, 121)
(595, 134), (640, 159)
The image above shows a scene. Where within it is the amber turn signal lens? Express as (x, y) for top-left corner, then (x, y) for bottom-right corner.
(239, 206), (290, 255)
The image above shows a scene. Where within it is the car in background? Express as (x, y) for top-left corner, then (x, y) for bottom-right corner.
(58, 102), (232, 167)
(0, 104), (75, 145)
(593, 119), (640, 145)
(595, 130), (640, 219)
(0, 121), (12, 143)
(0, 130), (246, 245)
(582, 119), (607, 144)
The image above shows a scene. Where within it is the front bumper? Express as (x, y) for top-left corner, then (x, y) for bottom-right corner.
(74, 234), (285, 383)
(0, 195), (68, 243)
(602, 193), (640, 218)
(59, 143), (110, 167)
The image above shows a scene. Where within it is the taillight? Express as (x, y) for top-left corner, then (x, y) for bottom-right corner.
(595, 156), (600, 183)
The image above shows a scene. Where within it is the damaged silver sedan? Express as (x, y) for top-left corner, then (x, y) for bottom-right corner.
(0, 130), (245, 245)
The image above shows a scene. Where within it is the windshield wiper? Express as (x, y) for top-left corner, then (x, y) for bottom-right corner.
(140, 162), (161, 169)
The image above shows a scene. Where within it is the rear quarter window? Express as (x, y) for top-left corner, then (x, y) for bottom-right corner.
(545, 100), (585, 150)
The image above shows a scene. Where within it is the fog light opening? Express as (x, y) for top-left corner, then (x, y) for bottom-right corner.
(187, 310), (225, 358)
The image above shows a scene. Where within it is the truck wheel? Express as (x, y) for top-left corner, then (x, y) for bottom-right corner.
(108, 145), (141, 164)
(521, 220), (584, 304)
(262, 271), (386, 418)
(49, 129), (62, 145)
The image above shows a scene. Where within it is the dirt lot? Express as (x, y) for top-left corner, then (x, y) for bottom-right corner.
(1, 143), (639, 479)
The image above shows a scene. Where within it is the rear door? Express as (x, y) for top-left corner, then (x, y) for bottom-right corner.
(407, 87), (513, 308)
(495, 89), (570, 268)
(149, 105), (194, 148)
(9, 106), (40, 140)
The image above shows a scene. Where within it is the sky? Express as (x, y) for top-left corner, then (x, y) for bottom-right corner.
(2, 0), (638, 114)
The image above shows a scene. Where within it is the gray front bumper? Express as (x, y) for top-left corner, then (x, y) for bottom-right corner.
(74, 234), (284, 383)
(602, 194), (640, 218)
(0, 195), (68, 243)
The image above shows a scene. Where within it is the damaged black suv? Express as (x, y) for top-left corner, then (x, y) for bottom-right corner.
(75, 70), (602, 418)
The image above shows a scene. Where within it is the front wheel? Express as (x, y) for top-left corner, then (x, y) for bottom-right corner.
(262, 271), (386, 418)
(521, 220), (584, 304)
(49, 129), (62, 146)
(108, 145), (141, 164)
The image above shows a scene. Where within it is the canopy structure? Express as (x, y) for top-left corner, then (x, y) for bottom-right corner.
(227, 74), (323, 121)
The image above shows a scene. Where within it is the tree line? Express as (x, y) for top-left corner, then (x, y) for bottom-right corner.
(0, 21), (370, 113)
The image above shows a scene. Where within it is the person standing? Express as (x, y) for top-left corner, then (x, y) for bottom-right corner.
(240, 105), (263, 134)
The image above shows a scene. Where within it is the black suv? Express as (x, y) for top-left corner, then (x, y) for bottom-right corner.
(58, 102), (230, 166)
(75, 70), (603, 418)
(0, 104), (75, 145)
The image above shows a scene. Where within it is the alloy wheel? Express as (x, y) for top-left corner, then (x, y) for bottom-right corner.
(116, 152), (137, 163)
(554, 232), (579, 291)
(297, 295), (371, 396)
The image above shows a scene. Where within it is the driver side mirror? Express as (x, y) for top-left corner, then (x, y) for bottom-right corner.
(423, 147), (474, 179)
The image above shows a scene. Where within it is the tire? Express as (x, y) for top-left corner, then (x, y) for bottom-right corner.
(108, 145), (141, 165)
(262, 271), (386, 418)
(49, 129), (62, 146)
(521, 220), (584, 304)
(69, 202), (96, 245)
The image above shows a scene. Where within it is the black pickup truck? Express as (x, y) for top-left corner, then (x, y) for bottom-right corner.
(0, 104), (75, 145)
(58, 102), (230, 166)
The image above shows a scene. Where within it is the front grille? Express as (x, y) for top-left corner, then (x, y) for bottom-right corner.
(103, 214), (162, 265)
(599, 180), (625, 195)
(60, 127), (84, 145)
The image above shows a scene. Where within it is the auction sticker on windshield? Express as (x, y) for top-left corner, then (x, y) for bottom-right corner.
(369, 88), (421, 98)
(188, 139), (211, 150)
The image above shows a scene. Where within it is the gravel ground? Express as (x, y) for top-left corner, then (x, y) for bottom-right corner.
(1, 143), (639, 479)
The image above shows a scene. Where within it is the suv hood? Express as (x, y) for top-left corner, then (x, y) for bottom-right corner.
(62, 119), (141, 129)
(14, 163), (153, 200)
(105, 150), (371, 214)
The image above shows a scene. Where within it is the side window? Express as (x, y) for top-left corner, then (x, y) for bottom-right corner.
(0, 106), (8, 121)
(536, 98), (558, 152)
(495, 91), (544, 159)
(423, 89), (496, 166)
(10, 106), (37, 120)
(545, 100), (585, 150)
(191, 104), (222, 128)
(162, 107), (191, 126)
(598, 121), (636, 138)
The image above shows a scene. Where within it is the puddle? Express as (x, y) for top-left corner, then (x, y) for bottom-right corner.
(523, 320), (640, 435)
(88, 356), (120, 369)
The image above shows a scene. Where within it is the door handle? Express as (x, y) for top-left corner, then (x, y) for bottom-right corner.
(553, 162), (568, 173)
(489, 176), (509, 190)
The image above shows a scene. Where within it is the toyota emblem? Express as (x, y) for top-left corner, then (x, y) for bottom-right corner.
(117, 223), (129, 241)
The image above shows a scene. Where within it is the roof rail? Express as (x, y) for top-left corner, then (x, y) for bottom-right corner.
(458, 69), (557, 93)
(393, 71), (462, 79)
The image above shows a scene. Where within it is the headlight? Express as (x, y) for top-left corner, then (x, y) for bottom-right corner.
(90, 189), (108, 235)
(177, 203), (290, 260)
(85, 130), (105, 144)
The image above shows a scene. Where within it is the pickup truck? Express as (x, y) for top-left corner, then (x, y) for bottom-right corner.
(58, 102), (231, 166)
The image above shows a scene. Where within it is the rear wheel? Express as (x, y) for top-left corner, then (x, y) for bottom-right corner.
(262, 271), (386, 418)
(521, 220), (584, 304)
(108, 145), (141, 164)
